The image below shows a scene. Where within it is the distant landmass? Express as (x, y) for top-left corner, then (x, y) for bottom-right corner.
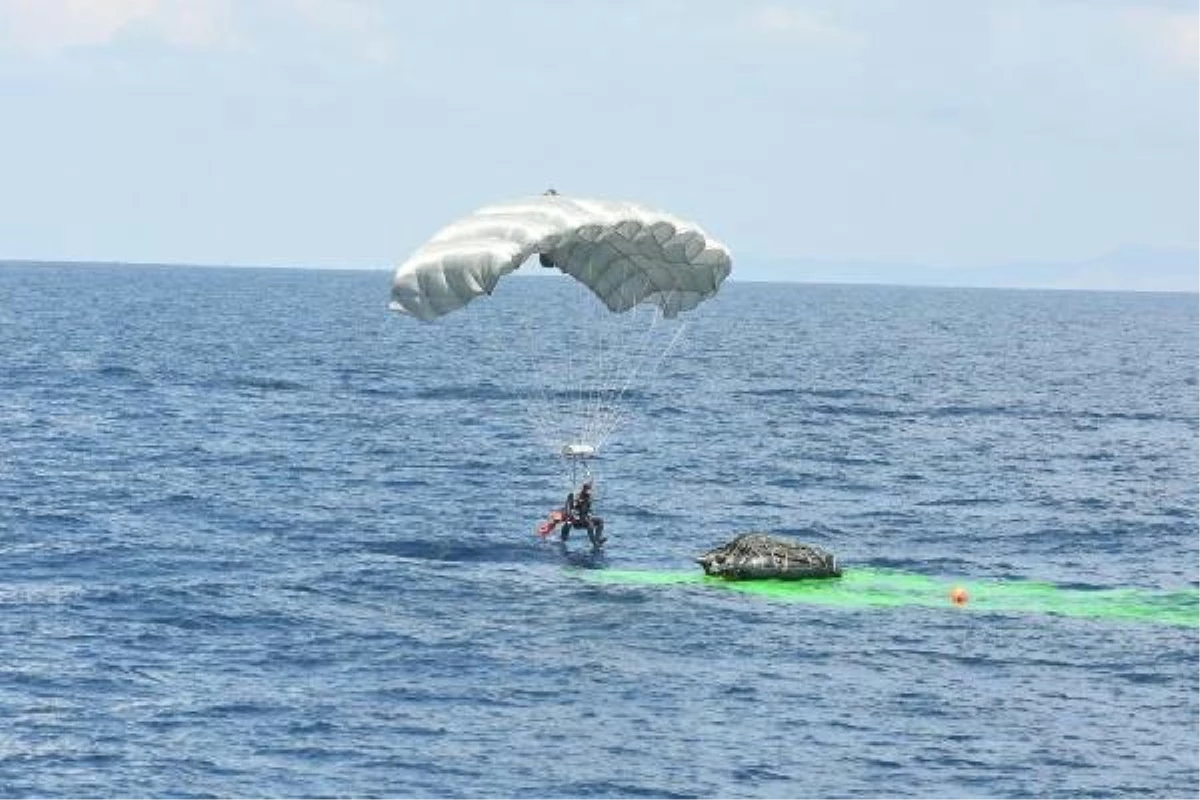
(737, 244), (1199, 293)
(3, 244), (1197, 293)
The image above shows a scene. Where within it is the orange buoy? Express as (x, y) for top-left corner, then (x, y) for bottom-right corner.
(950, 586), (969, 606)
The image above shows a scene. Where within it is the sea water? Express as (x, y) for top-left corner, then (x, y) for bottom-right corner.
(1, 264), (1196, 798)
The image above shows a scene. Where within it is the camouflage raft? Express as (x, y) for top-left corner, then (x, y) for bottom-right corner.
(697, 533), (841, 580)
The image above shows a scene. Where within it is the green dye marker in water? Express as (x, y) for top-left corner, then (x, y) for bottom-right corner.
(587, 568), (1199, 628)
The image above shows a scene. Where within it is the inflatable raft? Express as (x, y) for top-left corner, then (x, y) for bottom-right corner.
(697, 533), (841, 580)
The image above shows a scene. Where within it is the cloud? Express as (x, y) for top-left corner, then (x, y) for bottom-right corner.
(0, 0), (154, 52)
(286, 0), (395, 64)
(743, 4), (861, 47)
(1123, 6), (1199, 73)
(0, 0), (393, 61)
(0, 0), (236, 53)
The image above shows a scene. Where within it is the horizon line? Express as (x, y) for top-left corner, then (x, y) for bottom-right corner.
(1, 257), (1196, 296)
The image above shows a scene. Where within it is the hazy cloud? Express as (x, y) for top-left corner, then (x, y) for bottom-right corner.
(1122, 6), (1199, 72)
(743, 4), (861, 47)
(0, 0), (393, 61)
(0, 0), (234, 53)
(281, 0), (395, 64)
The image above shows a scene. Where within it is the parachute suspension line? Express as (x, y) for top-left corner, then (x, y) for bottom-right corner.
(559, 309), (588, 455)
(497, 258), (717, 465)
(586, 269), (688, 451)
(586, 302), (651, 448)
(560, 270), (627, 457)
(567, 283), (594, 452)
(512, 312), (564, 454)
(512, 291), (597, 462)
(574, 268), (650, 451)
(580, 283), (627, 451)
(594, 311), (688, 450)
(508, 273), (614, 460)
(594, 314), (689, 451)
(572, 277), (619, 452)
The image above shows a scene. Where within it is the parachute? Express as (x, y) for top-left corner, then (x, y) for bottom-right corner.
(389, 192), (732, 469)
(389, 194), (731, 321)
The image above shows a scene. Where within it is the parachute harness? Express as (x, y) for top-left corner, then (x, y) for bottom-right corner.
(535, 449), (596, 539)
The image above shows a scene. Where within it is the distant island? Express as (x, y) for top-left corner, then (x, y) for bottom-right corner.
(735, 244), (1199, 294)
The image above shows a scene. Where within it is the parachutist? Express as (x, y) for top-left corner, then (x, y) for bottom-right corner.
(560, 480), (606, 549)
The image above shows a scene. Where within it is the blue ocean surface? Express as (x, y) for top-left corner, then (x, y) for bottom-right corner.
(1, 263), (1197, 799)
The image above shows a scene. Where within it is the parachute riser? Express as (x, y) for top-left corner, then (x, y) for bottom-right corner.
(561, 444), (596, 487)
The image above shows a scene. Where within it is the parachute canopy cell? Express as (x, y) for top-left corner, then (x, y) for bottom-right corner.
(389, 194), (733, 321)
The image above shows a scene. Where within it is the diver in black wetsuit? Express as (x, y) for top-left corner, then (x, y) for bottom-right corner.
(560, 481), (606, 548)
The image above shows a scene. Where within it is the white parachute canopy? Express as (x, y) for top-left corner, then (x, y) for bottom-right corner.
(389, 194), (732, 321)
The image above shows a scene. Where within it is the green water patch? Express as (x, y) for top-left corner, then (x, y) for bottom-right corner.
(586, 568), (1199, 628)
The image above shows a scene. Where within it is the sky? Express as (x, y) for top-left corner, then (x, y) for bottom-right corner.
(0, 0), (1197, 290)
